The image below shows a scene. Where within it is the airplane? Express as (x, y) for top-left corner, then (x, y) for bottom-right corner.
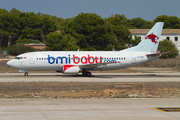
(7, 22), (171, 76)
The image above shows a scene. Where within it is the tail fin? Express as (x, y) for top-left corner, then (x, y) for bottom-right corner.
(124, 22), (164, 52)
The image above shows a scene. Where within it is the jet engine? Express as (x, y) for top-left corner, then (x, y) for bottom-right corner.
(63, 65), (80, 74)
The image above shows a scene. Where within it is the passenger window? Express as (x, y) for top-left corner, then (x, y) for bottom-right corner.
(37, 58), (38, 60)
(39, 58), (41, 60)
(42, 58), (43, 60)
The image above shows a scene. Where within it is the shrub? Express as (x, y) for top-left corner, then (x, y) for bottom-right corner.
(6, 43), (37, 55)
(158, 39), (179, 59)
(16, 38), (41, 43)
(2, 50), (8, 57)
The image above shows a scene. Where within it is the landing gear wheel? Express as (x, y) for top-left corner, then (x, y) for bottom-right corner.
(82, 70), (91, 77)
(82, 70), (87, 76)
(24, 72), (28, 76)
(86, 72), (91, 77)
(82, 71), (87, 76)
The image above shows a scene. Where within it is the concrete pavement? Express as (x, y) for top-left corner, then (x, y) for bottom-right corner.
(0, 72), (180, 82)
(0, 98), (179, 120)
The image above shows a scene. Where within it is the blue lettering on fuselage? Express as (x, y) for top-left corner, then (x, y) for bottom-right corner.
(104, 60), (116, 64)
(48, 55), (70, 64)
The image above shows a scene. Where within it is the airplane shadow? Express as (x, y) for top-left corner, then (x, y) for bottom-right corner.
(55, 74), (179, 78)
(2, 74), (180, 79)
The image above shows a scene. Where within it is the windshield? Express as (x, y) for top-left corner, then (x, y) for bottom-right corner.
(14, 57), (23, 60)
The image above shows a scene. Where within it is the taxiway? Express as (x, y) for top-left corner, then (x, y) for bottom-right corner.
(0, 98), (179, 120)
(0, 73), (180, 82)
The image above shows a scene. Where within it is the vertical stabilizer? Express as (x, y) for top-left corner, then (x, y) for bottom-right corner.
(124, 22), (164, 52)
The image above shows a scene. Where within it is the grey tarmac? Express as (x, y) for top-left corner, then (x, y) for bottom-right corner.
(0, 72), (180, 82)
(0, 98), (180, 120)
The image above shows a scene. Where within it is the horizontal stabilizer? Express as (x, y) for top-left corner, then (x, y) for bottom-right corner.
(146, 51), (173, 57)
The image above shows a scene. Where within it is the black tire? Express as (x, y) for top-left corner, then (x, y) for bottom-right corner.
(82, 71), (86, 76)
(86, 72), (91, 77)
(24, 72), (28, 76)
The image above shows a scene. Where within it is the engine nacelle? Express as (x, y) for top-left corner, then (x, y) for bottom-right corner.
(63, 65), (80, 74)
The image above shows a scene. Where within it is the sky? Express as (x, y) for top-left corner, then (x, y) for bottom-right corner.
(0, 0), (180, 21)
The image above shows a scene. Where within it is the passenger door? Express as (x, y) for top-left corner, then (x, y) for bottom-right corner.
(29, 54), (35, 64)
(131, 54), (136, 64)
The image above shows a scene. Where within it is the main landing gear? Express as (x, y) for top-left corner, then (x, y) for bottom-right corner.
(24, 72), (28, 76)
(82, 70), (91, 77)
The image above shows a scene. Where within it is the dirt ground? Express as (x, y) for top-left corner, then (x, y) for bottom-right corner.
(0, 82), (179, 99)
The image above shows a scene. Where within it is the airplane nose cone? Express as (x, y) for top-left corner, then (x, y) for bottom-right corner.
(7, 60), (12, 66)
(7, 60), (21, 69)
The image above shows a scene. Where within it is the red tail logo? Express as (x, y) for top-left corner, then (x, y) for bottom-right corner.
(145, 33), (159, 44)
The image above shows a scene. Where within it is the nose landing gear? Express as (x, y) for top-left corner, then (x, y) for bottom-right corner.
(24, 72), (28, 76)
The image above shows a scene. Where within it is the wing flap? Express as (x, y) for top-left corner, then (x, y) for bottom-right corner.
(79, 61), (115, 69)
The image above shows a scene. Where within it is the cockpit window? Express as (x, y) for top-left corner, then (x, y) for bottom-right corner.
(15, 57), (20, 60)
(14, 57), (25, 60)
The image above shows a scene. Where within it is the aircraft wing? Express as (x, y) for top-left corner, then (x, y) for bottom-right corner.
(146, 51), (173, 57)
(79, 61), (115, 69)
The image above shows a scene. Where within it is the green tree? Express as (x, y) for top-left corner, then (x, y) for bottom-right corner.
(0, 8), (21, 45)
(41, 16), (57, 40)
(131, 17), (152, 29)
(0, 30), (10, 47)
(10, 7), (21, 13)
(130, 35), (141, 46)
(19, 12), (43, 41)
(45, 32), (79, 51)
(6, 43), (36, 55)
(158, 39), (179, 59)
(154, 15), (180, 29)
(105, 14), (134, 50)
(57, 18), (74, 30)
(113, 25), (132, 50)
(64, 12), (116, 51)
(0, 8), (11, 47)
(105, 14), (130, 27)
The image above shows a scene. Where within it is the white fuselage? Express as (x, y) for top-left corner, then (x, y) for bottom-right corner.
(7, 51), (159, 72)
